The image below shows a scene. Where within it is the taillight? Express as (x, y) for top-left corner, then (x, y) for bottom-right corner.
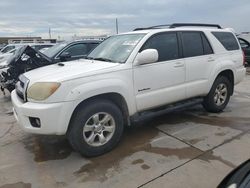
(242, 50), (246, 66)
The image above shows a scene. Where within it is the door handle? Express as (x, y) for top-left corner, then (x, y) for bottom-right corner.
(174, 62), (184, 68)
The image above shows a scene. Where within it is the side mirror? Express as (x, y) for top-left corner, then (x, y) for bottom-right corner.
(60, 52), (71, 61)
(136, 49), (158, 65)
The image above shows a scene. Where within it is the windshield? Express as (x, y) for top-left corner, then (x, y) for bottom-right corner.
(1, 45), (15, 53)
(87, 34), (145, 63)
(43, 42), (67, 58)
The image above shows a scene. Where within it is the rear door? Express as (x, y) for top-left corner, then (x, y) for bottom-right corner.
(181, 31), (215, 98)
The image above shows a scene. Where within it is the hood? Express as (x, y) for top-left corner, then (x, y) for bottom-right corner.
(7, 45), (52, 66)
(23, 59), (120, 82)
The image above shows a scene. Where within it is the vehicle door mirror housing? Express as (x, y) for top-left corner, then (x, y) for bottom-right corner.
(136, 49), (159, 65)
(60, 52), (71, 61)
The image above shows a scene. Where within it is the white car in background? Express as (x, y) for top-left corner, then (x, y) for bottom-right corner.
(0, 43), (55, 68)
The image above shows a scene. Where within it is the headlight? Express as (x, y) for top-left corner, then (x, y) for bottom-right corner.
(27, 82), (61, 101)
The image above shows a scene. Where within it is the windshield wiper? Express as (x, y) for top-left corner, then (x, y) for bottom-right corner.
(85, 56), (94, 60)
(93, 57), (114, 62)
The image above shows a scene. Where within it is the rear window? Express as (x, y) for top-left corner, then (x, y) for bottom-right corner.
(212, 32), (240, 51)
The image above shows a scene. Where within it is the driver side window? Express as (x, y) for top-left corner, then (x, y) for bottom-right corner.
(63, 43), (88, 57)
(141, 32), (179, 62)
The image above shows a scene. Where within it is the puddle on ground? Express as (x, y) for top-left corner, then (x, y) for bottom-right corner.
(0, 182), (31, 188)
(22, 135), (72, 162)
(74, 124), (202, 183)
(199, 150), (236, 168)
(141, 164), (150, 170)
(151, 108), (250, 132)
(131, 159), (144, 165)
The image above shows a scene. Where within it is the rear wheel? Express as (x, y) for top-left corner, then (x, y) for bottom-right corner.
(203, 76), (232, 113)
(67, 99), (124, 157)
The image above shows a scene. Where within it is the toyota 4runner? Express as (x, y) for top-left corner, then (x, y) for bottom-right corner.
(11, 23), (246, 157)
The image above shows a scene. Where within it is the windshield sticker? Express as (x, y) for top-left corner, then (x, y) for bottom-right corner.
(122, 40), (139, 46)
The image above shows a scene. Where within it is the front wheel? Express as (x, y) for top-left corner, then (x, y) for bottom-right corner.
(67, 99), (124, 157)
(203, 76), (232, 113)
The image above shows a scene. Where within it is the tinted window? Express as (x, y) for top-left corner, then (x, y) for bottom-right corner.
(182, 32), (203, 58)
(63, 43), (88, 56)
(1, 45), (15, 53)
(142, 32), (179, 62)
(212, 32), (239, 51)
(238, 38), (249, 48)
(201, 34), (213, 55)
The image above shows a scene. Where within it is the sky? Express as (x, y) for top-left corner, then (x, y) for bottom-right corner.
(0, 0), (249, 40)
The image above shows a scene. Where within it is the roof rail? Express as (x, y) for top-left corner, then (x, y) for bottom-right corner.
(133, 24), (171, 31)
(133, 23), (222, 31)
(169, 23), (222, 29)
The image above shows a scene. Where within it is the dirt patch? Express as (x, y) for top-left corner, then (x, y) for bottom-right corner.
(0, 182), (31, 188)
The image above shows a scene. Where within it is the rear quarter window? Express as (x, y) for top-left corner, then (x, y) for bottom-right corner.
(212, 32), (240, 51)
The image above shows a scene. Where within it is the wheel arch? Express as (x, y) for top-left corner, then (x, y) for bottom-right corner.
(215, 69), (234, 95)
(67, 92), (131, 134)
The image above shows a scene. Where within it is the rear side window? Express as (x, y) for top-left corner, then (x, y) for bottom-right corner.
(201, 34), (213, 55)
(212, 32), (240, 51)
(182, 32), (204, 57)
(142, 32), (179, 62)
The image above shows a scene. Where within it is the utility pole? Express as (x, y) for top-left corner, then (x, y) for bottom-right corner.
(49, 28), (51, 39)
(116, 18), (119, 34)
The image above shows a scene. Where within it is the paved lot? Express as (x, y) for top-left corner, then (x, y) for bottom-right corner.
(0, 69), (250, 188)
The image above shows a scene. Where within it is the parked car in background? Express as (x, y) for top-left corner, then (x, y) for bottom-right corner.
(0, 40), (101, 93)
(11, 23), (245, 157)
(218, 160), (250, 188)
(0, 43), (55, 65)
(0, 44), (6, 51)
(238, 37), (250, 65)
(42, 40), (102, 63)
(0, 43), (55, 55)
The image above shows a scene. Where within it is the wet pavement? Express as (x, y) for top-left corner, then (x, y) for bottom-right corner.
(0, 69), (250, 188)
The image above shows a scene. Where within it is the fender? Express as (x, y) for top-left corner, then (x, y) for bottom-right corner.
(65, 78), (137, 116)
(207, 58), (235, 92)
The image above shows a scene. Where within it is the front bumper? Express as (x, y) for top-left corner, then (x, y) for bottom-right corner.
(11, 90), (76, 135)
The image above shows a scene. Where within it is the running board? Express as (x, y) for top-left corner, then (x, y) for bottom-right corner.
(130, 98), (203, 123)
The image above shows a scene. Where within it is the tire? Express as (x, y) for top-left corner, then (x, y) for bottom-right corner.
(203, 76), (232, 113)
(67, 99), (124, 157)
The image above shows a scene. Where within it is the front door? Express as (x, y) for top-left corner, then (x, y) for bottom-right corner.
(133, 32), (186, 111)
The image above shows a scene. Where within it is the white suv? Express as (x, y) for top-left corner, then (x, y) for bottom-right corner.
(11, 23), (246, 156)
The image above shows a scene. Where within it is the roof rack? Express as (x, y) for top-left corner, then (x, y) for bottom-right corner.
(133, 23), (222, 31)
(169, 23), (222, 29)
(133, 24), (171, 31)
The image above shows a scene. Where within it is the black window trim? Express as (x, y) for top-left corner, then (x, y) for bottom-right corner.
(55, 42), (90, 59)
(139, 31), (182, 63)
(212, 31), (240, 51)
(179, 31), (214, 58)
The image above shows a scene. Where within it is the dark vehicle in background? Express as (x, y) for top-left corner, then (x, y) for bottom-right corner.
(42, 40), (101, 63)
(0, 40), (101, 93)
(218, 160), (250, 188)
(0, 46), (52, 92)
(238, 37), (250, 66)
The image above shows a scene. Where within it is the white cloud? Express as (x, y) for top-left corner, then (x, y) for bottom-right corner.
(0, 0), (249, 38)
